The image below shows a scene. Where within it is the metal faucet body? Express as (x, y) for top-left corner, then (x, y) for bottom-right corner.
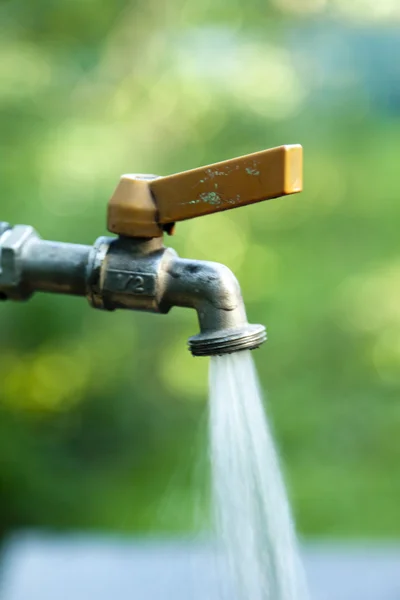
(0, 223), (266, 355)
(0, 145), (303, 355)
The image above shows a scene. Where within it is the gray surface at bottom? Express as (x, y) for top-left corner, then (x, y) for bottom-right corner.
(1, 533), (400, 600)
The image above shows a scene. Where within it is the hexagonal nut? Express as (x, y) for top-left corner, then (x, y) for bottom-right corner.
(0, 225), (38, 299)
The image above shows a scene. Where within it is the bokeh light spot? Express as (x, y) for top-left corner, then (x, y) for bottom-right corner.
(184, 212), (248, 271)
(159, 336), (208, 400)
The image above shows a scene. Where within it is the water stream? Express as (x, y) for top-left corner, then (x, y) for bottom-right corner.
(209, 350), (309, 600)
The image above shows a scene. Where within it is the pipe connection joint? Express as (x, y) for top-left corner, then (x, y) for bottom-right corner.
(0, 224), (34, 300)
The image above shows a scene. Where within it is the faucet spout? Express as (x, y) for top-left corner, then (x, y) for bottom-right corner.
(160, 257), (266, 356)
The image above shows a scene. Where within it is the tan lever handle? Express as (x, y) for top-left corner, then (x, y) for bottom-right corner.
(107, 144), (302, 238)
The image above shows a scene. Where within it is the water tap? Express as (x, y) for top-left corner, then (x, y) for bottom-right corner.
(0, 145), (302, 356)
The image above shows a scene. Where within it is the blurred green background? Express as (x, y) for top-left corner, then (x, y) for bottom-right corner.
(1, 0), (400, 541)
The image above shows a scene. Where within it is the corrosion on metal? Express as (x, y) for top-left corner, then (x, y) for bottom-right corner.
(107, 144), (303, 238)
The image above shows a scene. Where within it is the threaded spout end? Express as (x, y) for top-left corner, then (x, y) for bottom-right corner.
(188, 323), (266, 356)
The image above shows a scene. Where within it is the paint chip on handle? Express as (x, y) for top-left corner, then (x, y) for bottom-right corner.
(108, 144), (303, 238)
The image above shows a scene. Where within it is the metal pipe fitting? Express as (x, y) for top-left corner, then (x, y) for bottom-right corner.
(0, 224), (91, 300)
(0, 223), (265, 356)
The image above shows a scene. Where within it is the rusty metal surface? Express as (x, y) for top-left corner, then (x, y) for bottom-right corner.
(107, 145), (303, 238)
(154, 145), (302, 223)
